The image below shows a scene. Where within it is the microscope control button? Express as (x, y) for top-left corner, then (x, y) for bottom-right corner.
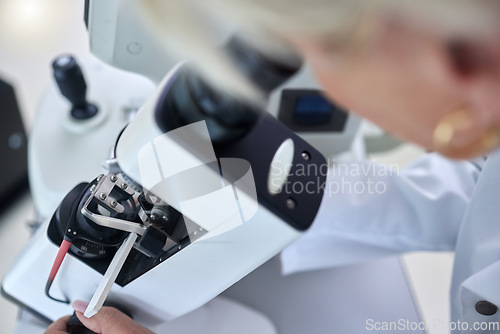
(476, 301), (498, 316)
(127, 42), (143, 55)
(268, 138), (294, 195)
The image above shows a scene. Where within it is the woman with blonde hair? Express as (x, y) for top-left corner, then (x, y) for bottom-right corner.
(47, 0), (500, 333)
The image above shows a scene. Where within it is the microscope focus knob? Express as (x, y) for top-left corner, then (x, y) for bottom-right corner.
(52, 55), (98, 120)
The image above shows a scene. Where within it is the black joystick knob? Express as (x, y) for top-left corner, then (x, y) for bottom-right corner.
(67, 312), (96, 334)
(52, 55), (98, 120)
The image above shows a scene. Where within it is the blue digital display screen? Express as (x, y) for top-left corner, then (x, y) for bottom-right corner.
(293, 95), (334, 124)
(278, 89), (348, 132)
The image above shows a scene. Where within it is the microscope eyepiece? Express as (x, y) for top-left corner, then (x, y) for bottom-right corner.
(155, 36), (302, 143)
(155, 68), (257, 144)
(226, 37), (302, 93)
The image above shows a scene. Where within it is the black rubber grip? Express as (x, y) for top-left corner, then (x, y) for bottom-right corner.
(67, 312), (96, 334)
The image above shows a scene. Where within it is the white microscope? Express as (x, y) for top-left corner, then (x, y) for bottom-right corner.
(2, 1), (422, 333)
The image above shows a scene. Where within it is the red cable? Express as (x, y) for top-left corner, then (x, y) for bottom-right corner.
(48, 239), (71, 280)
(45, 238), (72, 303)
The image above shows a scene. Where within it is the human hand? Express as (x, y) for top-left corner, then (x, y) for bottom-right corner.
(44, 300), (154, 334)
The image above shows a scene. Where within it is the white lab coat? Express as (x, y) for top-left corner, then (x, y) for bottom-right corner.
(281, 151), (499, 333)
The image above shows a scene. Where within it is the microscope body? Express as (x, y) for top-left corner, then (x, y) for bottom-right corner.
(29, 55), (155, 219)
(2, 0), (362, 331)
(3, 59), (350, 327)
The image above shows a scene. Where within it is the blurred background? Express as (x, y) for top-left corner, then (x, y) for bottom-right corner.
(0, 1), (89, 332)
(0, 1), (453, 333)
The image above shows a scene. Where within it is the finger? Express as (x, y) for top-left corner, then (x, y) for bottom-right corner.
(75, 307), (153, 334)
(44, 315), (71, 334)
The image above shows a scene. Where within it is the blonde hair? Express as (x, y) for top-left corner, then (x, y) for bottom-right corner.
(138, 0), (499, 98)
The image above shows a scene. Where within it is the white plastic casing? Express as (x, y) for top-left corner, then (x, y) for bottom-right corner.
(28, 56), (155, 219)
(87, 0), (175, 83)
(3, 64), (303, 326)
(114, 64), (303, 320)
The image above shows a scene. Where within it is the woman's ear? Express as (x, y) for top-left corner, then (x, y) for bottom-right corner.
(429, 38), (500, 158)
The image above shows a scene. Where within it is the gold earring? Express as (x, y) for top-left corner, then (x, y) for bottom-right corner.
(432, 107), (500, 158)
(432, 108), (474, 149)
(480, 128), (500, 152)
